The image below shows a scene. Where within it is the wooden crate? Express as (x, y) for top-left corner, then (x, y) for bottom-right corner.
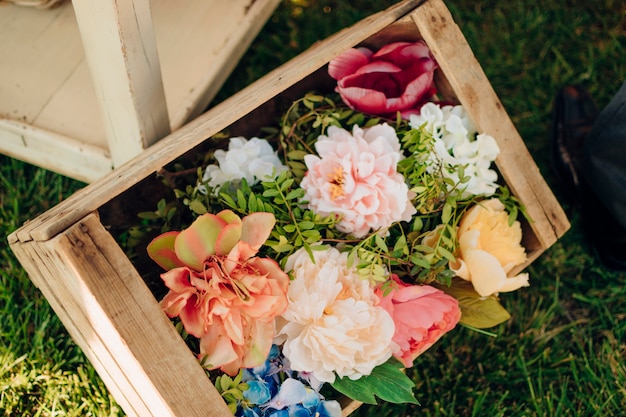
(0, 0), (279, 183)
(8, 0), (570, 416)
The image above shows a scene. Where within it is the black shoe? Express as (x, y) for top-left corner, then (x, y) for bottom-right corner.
(550, 85), (599, 203)
(579, 179), (626, 271)
(550, 85), (626, 271)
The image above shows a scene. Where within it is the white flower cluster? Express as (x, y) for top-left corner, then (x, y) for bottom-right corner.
(198, 137), (288, 194)
(409, 103), (500, 198)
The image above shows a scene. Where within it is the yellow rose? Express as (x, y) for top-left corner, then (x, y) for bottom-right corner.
(451, 198), (529, 297)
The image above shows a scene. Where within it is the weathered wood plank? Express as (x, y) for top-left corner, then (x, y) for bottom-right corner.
(71, 0), (171, 167)
(11, 213), (232, 417)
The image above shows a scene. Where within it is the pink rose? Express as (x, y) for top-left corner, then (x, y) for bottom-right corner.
(375, 276), (461, 368)
(328, 41), (438, 118)
(147, 210), (289, 375)
(300, 123), (416, 238)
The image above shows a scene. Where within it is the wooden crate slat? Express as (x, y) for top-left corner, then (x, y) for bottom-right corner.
(13, 213), (232, 416)
(0, 118), (112, 183)
(12, 238), (148, 417)
(71, 0), (171, 167)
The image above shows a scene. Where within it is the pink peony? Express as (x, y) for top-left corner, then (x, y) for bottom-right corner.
(375, 275), (461, 368)
(300, 123), (416, 238)
(147, 210), (289, 375)
(328, 41), (438, 118)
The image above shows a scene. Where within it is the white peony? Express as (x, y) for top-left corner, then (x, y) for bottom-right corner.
(275, 247), (394, 383)
(197, 137), (288, 194)
(409, 103), (500, 198)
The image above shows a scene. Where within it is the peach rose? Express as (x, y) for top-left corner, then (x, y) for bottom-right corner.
(147, 210), (289, 375)
(300, 123), (416, 238)
(375, 275), (461, 368)
(452, 199), (529, 297)
(328, 41), (438, 118)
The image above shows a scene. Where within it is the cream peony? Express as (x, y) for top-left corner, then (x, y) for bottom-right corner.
(275, 247), (395, 383)
(452, 199), (529, 297)
(198, 136), (288, 193)
(409, 103), (500, 198)
(300, 123), (416, 238)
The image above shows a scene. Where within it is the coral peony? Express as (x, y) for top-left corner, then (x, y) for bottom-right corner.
(147, 210), (289, 375)
(452, 199), (529, 297)
(300, 123), (416, 238)
(275, 246), (394, 383)
(328, 41), (438, 118)
(375, 275), (461, 368)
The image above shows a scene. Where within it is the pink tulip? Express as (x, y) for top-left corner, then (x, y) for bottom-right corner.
(328, 41), (438, 118)
(147, 210), (289, 375)
(375, 275), (461, 368)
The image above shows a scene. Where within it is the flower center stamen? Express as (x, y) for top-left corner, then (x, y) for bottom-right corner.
(328, 165), (345, 200)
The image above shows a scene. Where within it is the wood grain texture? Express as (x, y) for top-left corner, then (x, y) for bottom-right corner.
(0, 118), (112, 183)
(71, 0), (171, 166)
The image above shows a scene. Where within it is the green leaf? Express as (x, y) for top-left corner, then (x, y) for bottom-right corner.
(331, 375), (377, 405)
(331, 359), (419, 405)
(248, 193), (257, 212)
(436, 279), (511, 328)
(262, 188), (280, 197)
(188, 200), (207, 215)
(298, 220), (314, 230)
(236, 189), (247, 212)
(279, 178), (294, 192)
(374, 234), (388, 252)
(220, 193), (237, 209)
(441, 202), (453, 224)
(285, 189), (304, 200)
(393, 235), (408, 255)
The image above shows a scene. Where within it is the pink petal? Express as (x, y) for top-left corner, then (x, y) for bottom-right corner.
(199, 323), (240, 374)
(214, 222), (243, 256)
(160, 267), (194, 293)
(175, 293), (207, 338)
(217, 209), (243, 226)
(351, 60), (402, 76)
(241, 320), (275, 369)
(381, 69), (436, 113)
(373, 41), (432, 67)
(240, 212), (276, 250)
(175, 213), (227, 271)
(328, 47), (373, 80)
(372, 41), (415, 59)
(337, 86), (391, 114)
(146, 231), (183, 271)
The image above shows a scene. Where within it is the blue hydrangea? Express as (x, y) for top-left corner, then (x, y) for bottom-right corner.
(236, 345), (341, 417)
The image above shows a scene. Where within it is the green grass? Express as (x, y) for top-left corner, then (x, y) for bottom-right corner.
(2, 0), (625, 416)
